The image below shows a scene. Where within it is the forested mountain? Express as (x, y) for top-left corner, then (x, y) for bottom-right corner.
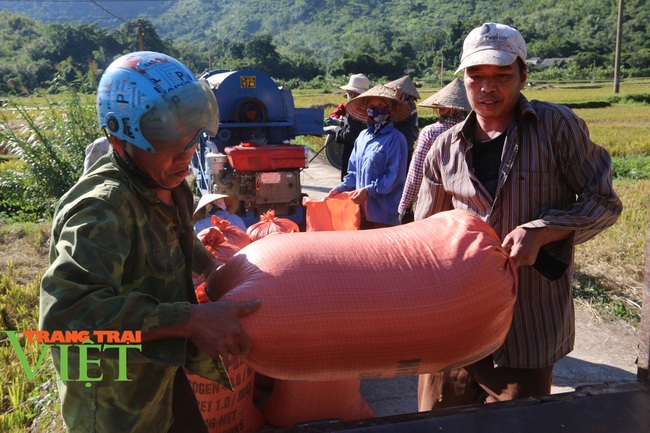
(0, 0), (649, 93)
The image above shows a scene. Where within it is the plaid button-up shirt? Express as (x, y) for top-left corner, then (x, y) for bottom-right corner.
(399, 116), (462, 214)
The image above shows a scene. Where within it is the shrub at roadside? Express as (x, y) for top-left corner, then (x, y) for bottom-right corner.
(0, 75), (98, 222)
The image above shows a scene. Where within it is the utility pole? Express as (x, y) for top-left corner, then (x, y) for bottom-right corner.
(440, 53), (444, 88)
(592, 60), (596, 83)
(613, 0), (624, 94)
(138, 19), (145, 51)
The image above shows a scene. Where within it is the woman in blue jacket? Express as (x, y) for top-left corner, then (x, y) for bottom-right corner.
(327, 84), (410, 228)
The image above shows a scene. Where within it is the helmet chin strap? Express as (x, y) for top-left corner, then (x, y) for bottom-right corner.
(110, 136), (174, 190)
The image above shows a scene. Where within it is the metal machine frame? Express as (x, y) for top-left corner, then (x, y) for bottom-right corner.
(193, 69), (324, 230)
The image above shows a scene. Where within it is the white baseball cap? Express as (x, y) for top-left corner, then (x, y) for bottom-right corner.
(455, 23), (527, 74)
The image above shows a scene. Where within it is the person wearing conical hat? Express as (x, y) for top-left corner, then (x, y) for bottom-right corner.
(324, 74), (371, 180)
(398, 78), (471, 223)
(385, 75), (421, 100)
(326, 84), (410, 228)
(193, 192), (246, 233)
(385, 75), (420, 164)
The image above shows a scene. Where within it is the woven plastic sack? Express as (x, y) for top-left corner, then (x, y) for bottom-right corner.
(216, 209), (518, 381)
(273, 194), (369, 426)
(187, 224), (263, 433)
(247, 210), (299, 241)
(197, 216), (251, 263)
(261, 379), (373, 428)
(302, 192), (360, 231)
(185, 356), (264, 433)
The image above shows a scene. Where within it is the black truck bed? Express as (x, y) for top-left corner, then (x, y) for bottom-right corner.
(281, 382), (650, 433)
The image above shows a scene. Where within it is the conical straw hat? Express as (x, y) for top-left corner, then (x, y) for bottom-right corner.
(384, 75), (420, 99)
(418, 78), (471, 112)
(194, 193), (240, 218)
(345, 84), (412, 123)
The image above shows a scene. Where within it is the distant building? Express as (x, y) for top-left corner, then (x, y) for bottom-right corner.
(527, 57), (572, 69)
(527, 57), (542, 67)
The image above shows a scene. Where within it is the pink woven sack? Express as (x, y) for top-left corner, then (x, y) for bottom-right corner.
(197, 216), (251, 263)
(188, 220), (262, 433)
(185, 356), (264, 433)
(302, 192), (360, 231)
(246, 209), (299, 241)
(217, 209), (518, 381)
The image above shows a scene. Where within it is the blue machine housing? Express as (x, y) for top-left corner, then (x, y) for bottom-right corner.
(194, 69), (324, 231)
(200, 69), (323, 149)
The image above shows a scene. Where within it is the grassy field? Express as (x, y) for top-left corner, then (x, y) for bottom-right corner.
(294, 78), (650, 158)
(573, 105), (650, 156)
(520, 79), (650, 103)
(293, 77), (650, 104)
(1, 79), (649, 431)
(0, 224), (61, 432)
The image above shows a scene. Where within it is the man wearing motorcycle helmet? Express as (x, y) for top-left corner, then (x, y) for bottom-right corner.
(40, 52), (259, 433)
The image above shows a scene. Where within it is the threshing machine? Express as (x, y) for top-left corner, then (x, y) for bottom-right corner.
(192, 69), (324, 229)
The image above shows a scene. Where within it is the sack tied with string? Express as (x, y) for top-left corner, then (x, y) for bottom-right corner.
(216, 209), (518, 381)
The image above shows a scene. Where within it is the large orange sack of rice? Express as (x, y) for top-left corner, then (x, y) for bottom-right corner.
(217, 209), (518, 381)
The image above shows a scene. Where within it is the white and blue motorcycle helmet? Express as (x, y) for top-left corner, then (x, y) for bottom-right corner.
(97, 51), (219, 154)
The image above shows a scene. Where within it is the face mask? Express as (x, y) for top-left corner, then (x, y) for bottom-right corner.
(367, 106), (391, 125)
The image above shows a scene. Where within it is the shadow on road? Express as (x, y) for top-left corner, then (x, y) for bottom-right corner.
(553, 355), (637, 389)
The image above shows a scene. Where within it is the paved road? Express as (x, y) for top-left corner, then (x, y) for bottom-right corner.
(299, 152), (640, 417)
(301, 151), (343, 199)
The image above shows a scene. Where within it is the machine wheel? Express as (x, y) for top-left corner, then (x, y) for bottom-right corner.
(324, 134), (343, 170)
(234, 98), (268, 123)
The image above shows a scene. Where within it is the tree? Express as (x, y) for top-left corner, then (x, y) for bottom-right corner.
(445, 19), (479, 71)
(286, 53), (323, 81)
(113, 20), (171, 54)
(327, 49), (380, 78)
(416, 27), (449, 73)
(227, 41), (245, 60)
(623, 48), (650, 73)
(243, 34), (287, 77)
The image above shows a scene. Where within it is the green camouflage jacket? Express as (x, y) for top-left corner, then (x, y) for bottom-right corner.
(39, 150), (229, 432)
